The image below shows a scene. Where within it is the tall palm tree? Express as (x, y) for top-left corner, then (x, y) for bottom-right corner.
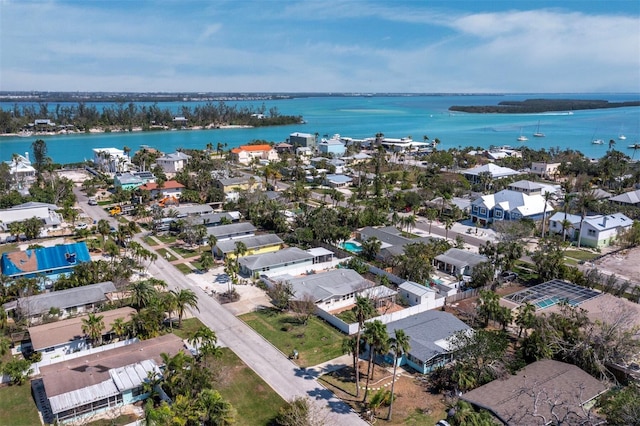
(111, 317), (128, 340)
(96, 219), (111, 249)
(81, 313), (105, 346)
(540, 191), (554, 238)
(188, 326), (218, 357)
(171, 289), (199, 328)
(387, 329), (410, 420)
(129, 280), (158, 310)
(353, 296), (376, 397)
(515, 302), (536, 338)
(198, 389), (236, 425)
(362, 320), (389, 402)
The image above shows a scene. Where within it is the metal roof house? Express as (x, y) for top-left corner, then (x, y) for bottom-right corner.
(240, 247), (336, 278)
(3, 281), (116, 325)
(384, 310), (472, 374)
(462, 163), (520, 184)
(462, 360), (607, 425)
(578, 213), (633, 248)
(37, 333), (186, 424)
(205, 222), (256, 242)
(1, 242), (91, 283)
(213, 233), (283, 259)
(0, 202), (62, 235)
(155, 151), (191, 173)
(434, 248), (488, 277)
(471, 189), (553, 226)
(609, 189), (640, 207)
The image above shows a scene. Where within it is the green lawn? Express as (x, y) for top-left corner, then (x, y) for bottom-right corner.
(175, 263), (194, 275)
(216, 348), (285, 426)
(172, 246), (200, 257)
(0, 243), (18, 255)
(156, 235), (177, 244)
(335, 309), (356, 324)
(85, 414), (139, 426)
(0, 383), (41, 426)
(171, 317), (207, 340)
(240, 308), (346, 367)
(564, 249), (599, 262)
(142, 236), (158, 246)
(155, 248), (176, 261)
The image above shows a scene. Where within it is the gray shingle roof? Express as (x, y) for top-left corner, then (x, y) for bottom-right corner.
(434, 248), (488, 269)
(13, 281), (116, 317)
(278, 269), (374, 302)
(205, 222), (256, 238)
(239, 247), (312, 271)
(386, 310), (471, 363)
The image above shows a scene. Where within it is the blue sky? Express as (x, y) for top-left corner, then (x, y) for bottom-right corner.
(1, 0), (639, 93)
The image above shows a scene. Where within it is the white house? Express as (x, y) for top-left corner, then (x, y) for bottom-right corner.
(155, 151), (191, 173)
(93, 148), (131, 173)
(578, 213), (633, 248)
(548, 212), (582, 240)
(0, 202), (62, 235)
(230, 145), (279, 165)
(5, 153), (36, 192)
(530, 162), (561, 180)
(462, 163), (520, 185)
(398, 281), (440, 308)
(471, 189), (553, 226)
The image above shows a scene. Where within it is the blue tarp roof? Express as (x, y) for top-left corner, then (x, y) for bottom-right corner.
(1, 242), (90, 277)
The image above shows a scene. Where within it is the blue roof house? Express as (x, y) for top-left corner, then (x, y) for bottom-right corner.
(1, 242), (91, 284)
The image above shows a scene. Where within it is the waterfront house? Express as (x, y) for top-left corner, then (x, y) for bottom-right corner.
(578, 213), (633, 248)
(1, 242), (91, 283)
(3, 281), (117, 325)
(230, 144), (279, 165)
(384, 310), (472, 374)
(318, 137), (346, 156)
(289, 132), (316, 148)
(37, 333), (185, 424)
(27, 307), (136, 360)
(470, 189), (553, 226)
(462, 360), (607, 425)
(462, 163), (520, 185)
(155, 151), (191, 173)
(213, 233), (283, 259)
(113, 171), (155, 191)
(5, 153), (36, 192)
(92, 148), (131, 173)
(434, 248), (488, 278)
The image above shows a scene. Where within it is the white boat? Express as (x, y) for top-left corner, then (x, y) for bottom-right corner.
(619, 134), (627, 140)
(17, 130), (33, 138)
(592, 139), (604, 145)
(628, 143), (640, 149)
(533, 121), (545, 137)
(517, 128), (528, 142)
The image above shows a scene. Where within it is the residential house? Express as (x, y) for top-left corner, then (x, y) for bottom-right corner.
(578, 213), (633, 248)
(3, 281), (117, 325)
(507, 180), (557, 196)
(289, 132), (316, 148)
(172, 116), (188, 126)
(92, 148), (131, 173)
(5, 153), (36, 192)
(318, 137), (346, 156)
(139, 180), (185, 199)
(37, 333), (186, 424)
(470, 189), (553, 226)
(274, 142), (294, 154)
(270, 269), (387, 311)
(213, 234), (283, 259)
(230, 144), (279, 165)
(155, 151), (191, 173)
(462, 360), (607, 425)
(27, 307), (136, 360)
(398, 281), (441, 307)
(462, 163), (520, 185)
(214, 173), (262, 194)
(357, 226), (437, 262)
(434, 248), (488, 278)
(324, 174), (353, 188)
(185, 211), (241, 227)
(172, 204), (215, 218)
(341, 152), (372, 165)
(113, 171), (155, 191)
(239, 247), (335, 278)
(295, 147), (314, 164)
(1, 242), (91, 284)
(0, 202), (63, 235)
(609, 189), (640, 207)
(205, 222), (256, 242)
(530, 161), (561, 180)
(548, 212), (582, 240)
(384, 310), (472, 374)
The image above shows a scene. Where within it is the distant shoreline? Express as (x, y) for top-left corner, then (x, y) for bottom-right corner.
(0, 124), (253, 138)
(449, 99), (640, 114)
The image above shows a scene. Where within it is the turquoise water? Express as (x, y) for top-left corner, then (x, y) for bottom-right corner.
(341, 241), (363, 253)
(2, 94), (639, 163)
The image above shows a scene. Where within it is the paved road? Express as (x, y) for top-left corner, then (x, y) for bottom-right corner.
(73, 187), (367, 425)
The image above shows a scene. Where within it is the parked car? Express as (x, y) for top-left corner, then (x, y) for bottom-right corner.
(75, 223), (88, 230)
(88, 198), (98, 206)
(500, 271), (518, 282)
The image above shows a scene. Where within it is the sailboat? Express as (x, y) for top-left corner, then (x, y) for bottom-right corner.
(517, 128), (528, 142)
(533, 121), (545, 138)
(618, 126), (627, 140)
(591, 128), (603, 145)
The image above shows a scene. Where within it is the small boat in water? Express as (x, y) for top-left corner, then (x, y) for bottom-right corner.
(517, 128), (528, 142)
(628, 143), (640, 149)
(533, 121), (545, 137)
(592, 139), (604, 145)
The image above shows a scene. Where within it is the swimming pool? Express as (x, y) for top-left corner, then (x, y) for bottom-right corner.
(341, 241), (363, 253)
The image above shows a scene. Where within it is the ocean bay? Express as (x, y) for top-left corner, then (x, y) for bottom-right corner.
(2, 94), (639, 164)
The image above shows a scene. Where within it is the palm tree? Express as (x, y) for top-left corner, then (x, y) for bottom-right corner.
(188, 326), (218, 357)
(362, 320), (389, 402)
(81, 313), (105, 346)
(540, 191), (553, 238)
(129, 280), (158, 310)
(96, 219), (111, 249)
(361, 237), (382, 261)
(111, 317), (128, 340)
(444, 218), (454, 240)
(171, 289), (199, 328)
(197, 389), (236, 426)
(0, 336), (10, 357)
(515, 302), (536, 338)
(387, 329), (410, 420)
(341, 336), (358, 373)
(353, 296), (376, 397)
(608, 138), (616, 151)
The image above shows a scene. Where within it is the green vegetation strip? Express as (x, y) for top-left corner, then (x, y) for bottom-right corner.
(216, 348), (285, 426)
(156, 235), (177, 244)
(171, 317), (207, 340)
(564, 250), (599, 262)
(0, 243), (18, 255)
(175, 263), (194, 275)
(142, 236), (158, 246)
(240, 308), (346, 368)
(0, 383), (42, 426)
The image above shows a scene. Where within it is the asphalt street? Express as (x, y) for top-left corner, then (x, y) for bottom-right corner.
(74, 187), (367, 425)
